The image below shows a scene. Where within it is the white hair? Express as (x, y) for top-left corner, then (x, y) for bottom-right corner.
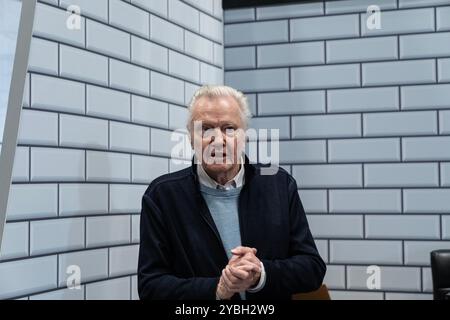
(186, 85), (252, 133)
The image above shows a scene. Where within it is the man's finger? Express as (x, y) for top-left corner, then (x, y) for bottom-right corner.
(231, 257), (261, 273)
(231, 246), (257, 256)
(230, 251), (260, 264)
(225, 266), (241, 286)
(229, 265), (250, 280)
(230, 256), (260, 269)
(222, 270), (238, 291)
(229, 254), (240, 264)
(234, 264), (256, 273)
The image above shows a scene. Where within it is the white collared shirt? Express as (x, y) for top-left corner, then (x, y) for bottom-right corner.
(196, 156), (266, 295)
(197, 156), (245, 190)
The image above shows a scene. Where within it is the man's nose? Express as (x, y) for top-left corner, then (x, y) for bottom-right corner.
(210, 128), (225, 146)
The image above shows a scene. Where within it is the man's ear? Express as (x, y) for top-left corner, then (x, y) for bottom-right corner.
(188, 132), (194, 149)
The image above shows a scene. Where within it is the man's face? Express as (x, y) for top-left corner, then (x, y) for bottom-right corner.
(190, 95), (246, 176)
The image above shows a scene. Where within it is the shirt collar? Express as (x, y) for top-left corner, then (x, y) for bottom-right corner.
(197, 156), (245, 190)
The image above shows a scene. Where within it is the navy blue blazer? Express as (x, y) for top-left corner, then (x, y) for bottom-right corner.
(138, 157), (326, 300)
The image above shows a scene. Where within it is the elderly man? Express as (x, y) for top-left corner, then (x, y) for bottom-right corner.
(138, 85), (326, 300)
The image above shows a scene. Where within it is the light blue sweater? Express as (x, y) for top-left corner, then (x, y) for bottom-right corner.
(199, 183), (245, 299)
(199, 184), (243, 260)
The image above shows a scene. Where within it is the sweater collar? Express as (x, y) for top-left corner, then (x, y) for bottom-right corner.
(197, 156), (245, 190)
(191, 154), (256, 187)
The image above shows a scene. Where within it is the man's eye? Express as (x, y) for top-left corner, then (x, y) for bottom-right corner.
(224, 127), (236, 135)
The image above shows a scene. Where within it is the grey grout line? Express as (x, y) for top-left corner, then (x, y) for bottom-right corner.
(27, 221), (31, 258)
(57, 43), (61, 75)
(84, 10), (87, 48)
(221, 81), (450, 94)
(396, 35), (400, 60)
(56, 183), (59, 217)
(402, 240), (405, 264)
(436, 57), (439, 83)
(129, 93), (132, 122)
(84, 150), (87, 181)
(420, 267), (424, 292)
(359, 63), (362, 87)
(107, 247), (110, 278)
(32, 62), (450, 106)
(57, 113), (60, 146)
(360, 112), (364, 137)
(30, 68), (190, 109)
(84, 216), (87, 249)
(223, 2), (450, 26)
(327, 287), (432, 295)
(301, 186), (450, 191)
(107, 0), (110, 24)
(129, 214), (133, 244)
(47, 0), (223, 46)
(18, 272), (136, 301)
(438, 161), (441, 187)
(358, 11), (361, 38)
(107, 120), (111, 150)
(130, 154), (133, 183)
(327, 239), (330, 263)
(130, 275), (132, 300)
(344, 265), (347, 290)
(56, 251), (59, 289)
(178, 0), (223, 23)
(254, 44), (258, 69)
(166, 0), (170, 23)
(434, 6), (437, 32)
(8, 207), (140, 224)
(2, 241), (140, 265)
(35, 33), (221, 76)
(107, 183), (111, 214)
(28, 146), (31, 182)
(361, 163), (365, 188)
(289, 115), (292, 139)
(107, 58), (110, 87)
(362, 214), (366, 239)
(84, 83), (87, 114)
(287, 18), (291, 42)
(399, 138), (403, 166)
(224, 29), (450, 48)
(225, 55), (446, 72)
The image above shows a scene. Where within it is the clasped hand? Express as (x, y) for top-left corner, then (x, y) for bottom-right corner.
(216, 246), (262, 299)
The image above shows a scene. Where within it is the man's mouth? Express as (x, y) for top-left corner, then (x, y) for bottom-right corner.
(207, 150), (231, 164)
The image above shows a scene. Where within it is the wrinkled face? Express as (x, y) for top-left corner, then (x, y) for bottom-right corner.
(190, 95), (246, 176)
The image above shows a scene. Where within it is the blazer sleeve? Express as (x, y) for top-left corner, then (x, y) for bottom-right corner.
(258, 175), (327, 297)
(137, 191), (220, 300)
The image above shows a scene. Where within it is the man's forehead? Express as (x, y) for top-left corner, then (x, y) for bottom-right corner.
(193, 96), (242, 121)
(195, 95), (239, 110)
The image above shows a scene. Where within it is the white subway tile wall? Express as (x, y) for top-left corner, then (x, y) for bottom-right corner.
(224, 0), (450, 300)
(2, 0), (223, 300)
